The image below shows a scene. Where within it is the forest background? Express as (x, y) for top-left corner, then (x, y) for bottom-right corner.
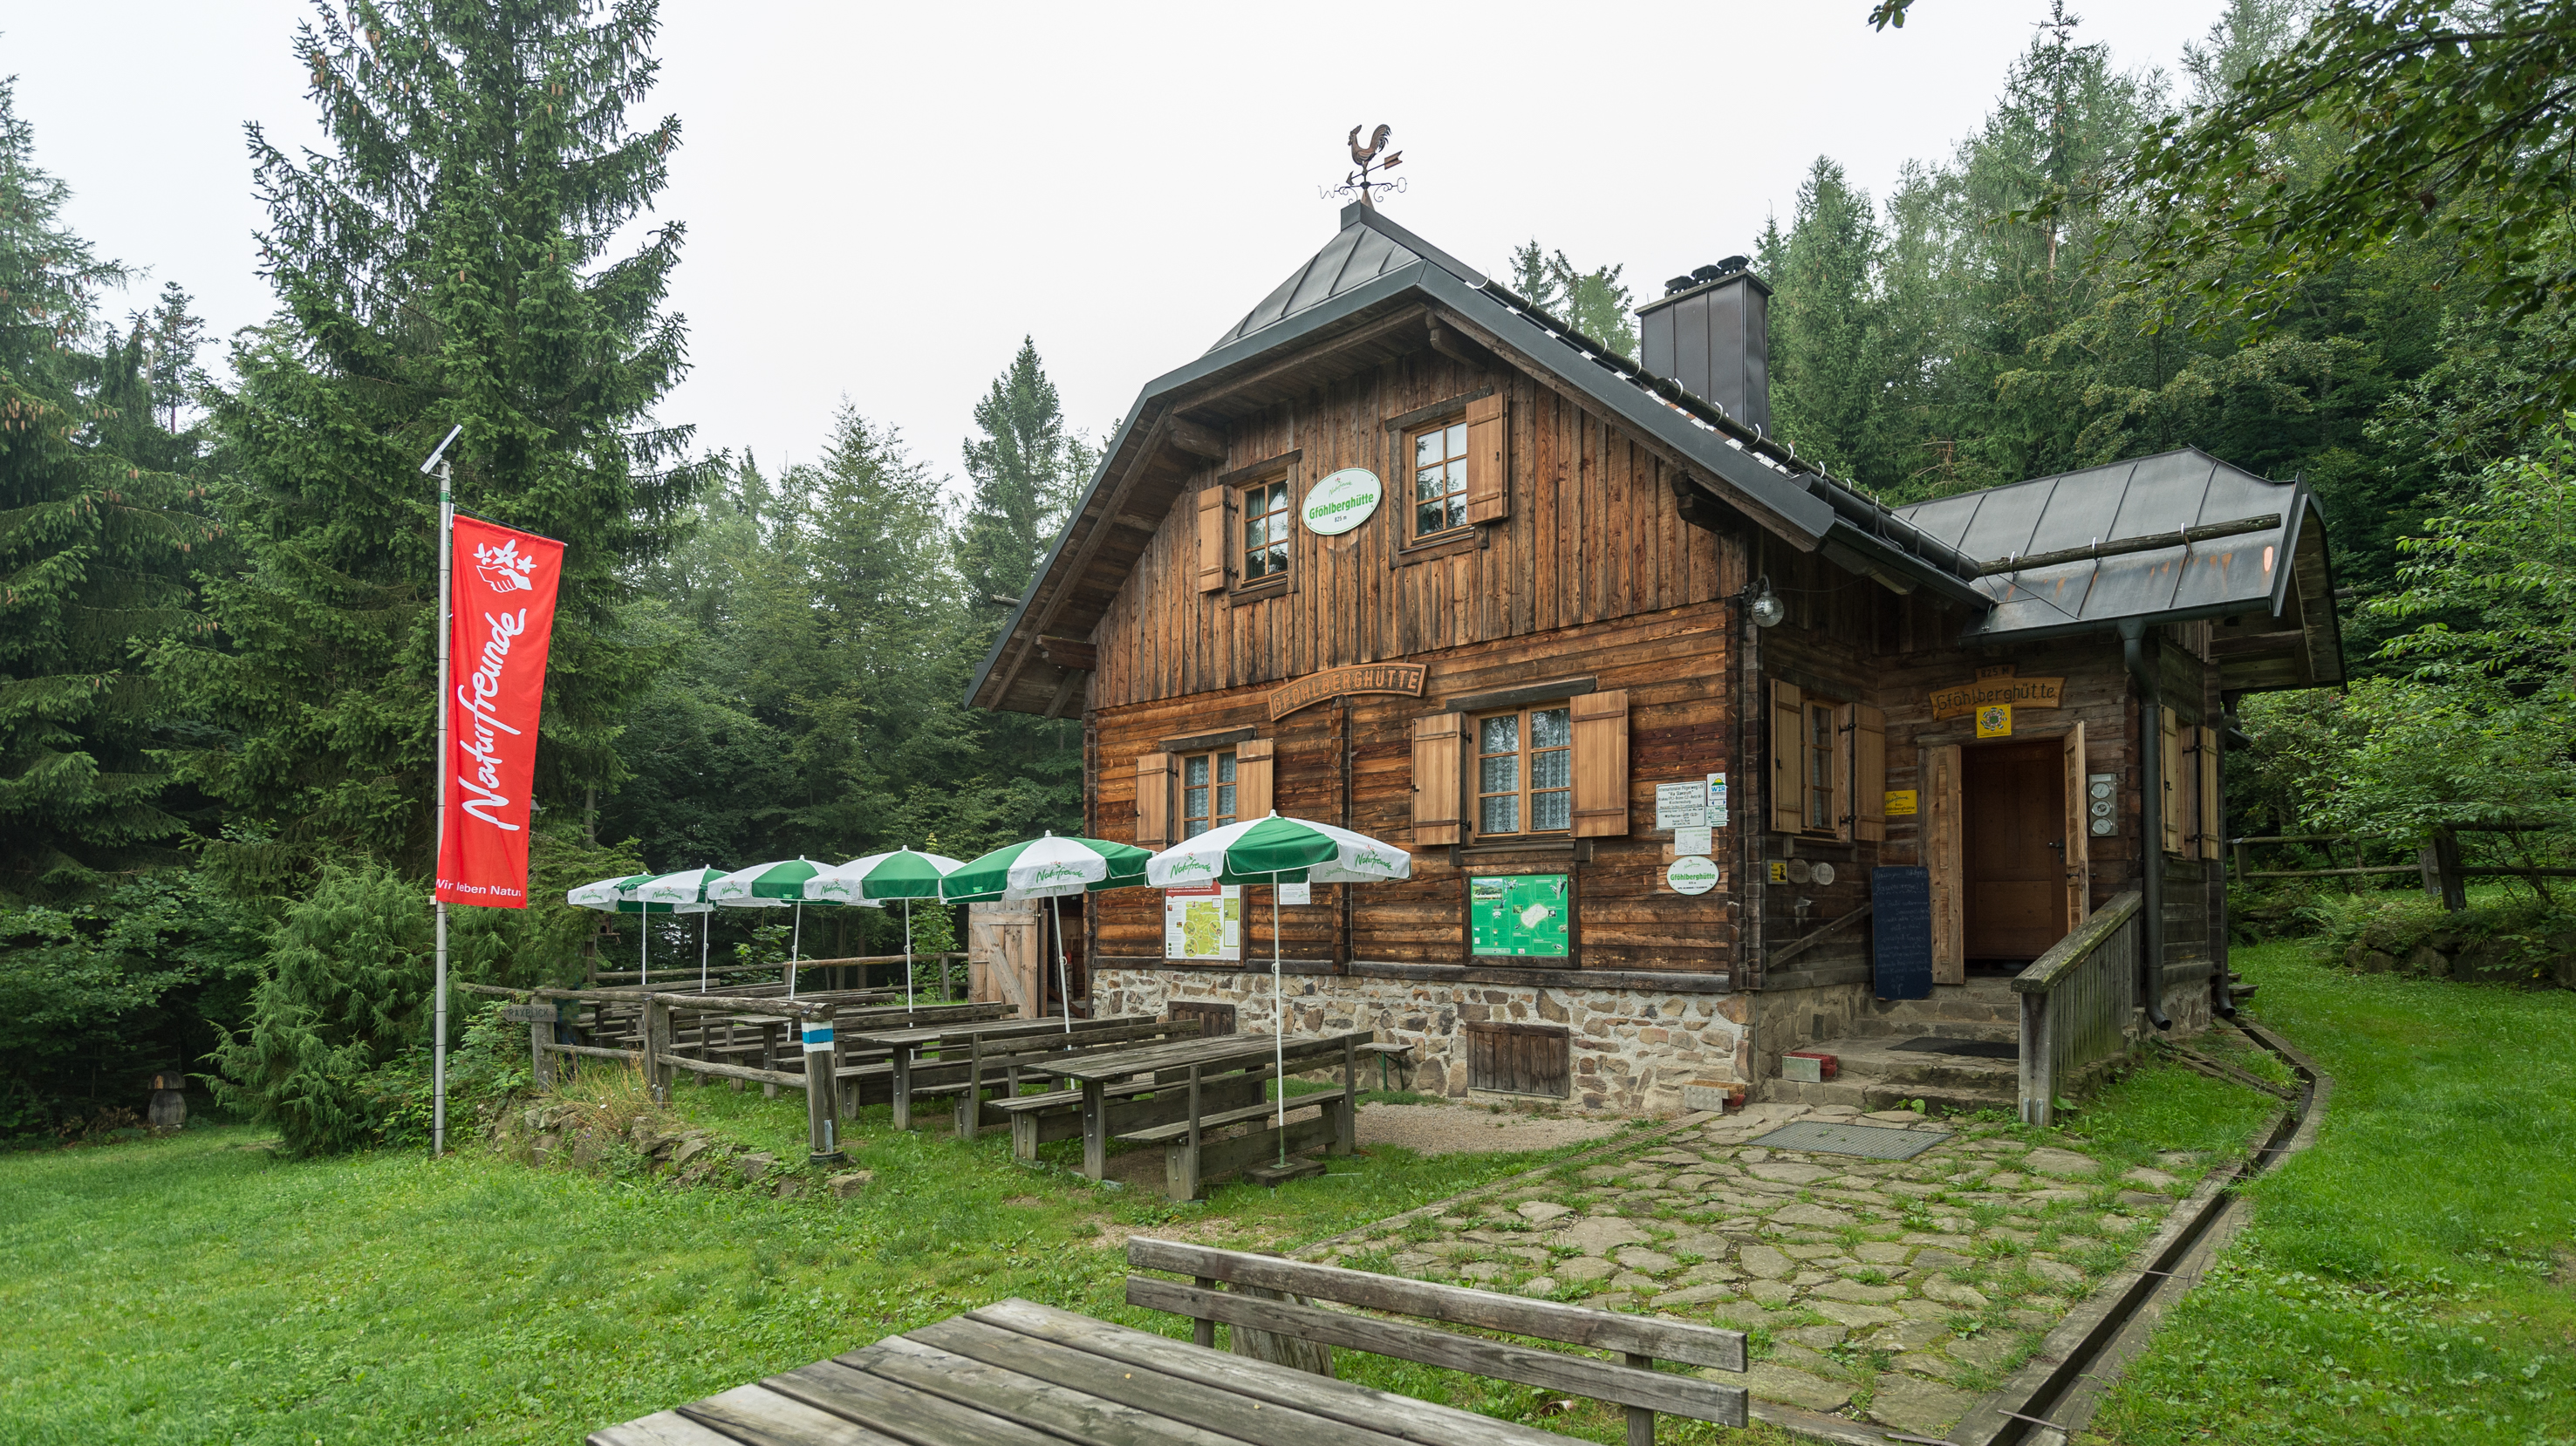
(5, 0), (2572, 1149)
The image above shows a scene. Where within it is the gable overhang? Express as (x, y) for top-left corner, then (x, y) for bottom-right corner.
(967, 215), (1996, 715)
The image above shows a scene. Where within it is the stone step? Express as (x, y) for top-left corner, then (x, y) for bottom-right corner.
(1766, 1033), (2019, 1117)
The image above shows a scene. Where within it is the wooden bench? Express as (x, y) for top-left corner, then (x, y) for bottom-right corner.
(940, 1019), (1205, 1135)
(1125, 1238), (1748, 1444)
(1120, 1093), (1350, 1201)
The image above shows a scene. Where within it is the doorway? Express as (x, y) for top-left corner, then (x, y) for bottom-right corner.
(1961, 740), (2068, 962)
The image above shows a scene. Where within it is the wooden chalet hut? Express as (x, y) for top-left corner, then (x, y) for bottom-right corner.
(966, 202), (2343, 1113)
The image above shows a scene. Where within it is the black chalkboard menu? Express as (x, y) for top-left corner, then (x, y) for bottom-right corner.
(1873, 866), (1934, 1000)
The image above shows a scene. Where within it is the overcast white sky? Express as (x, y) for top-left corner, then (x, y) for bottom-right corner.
(7, 1), (2232, 491)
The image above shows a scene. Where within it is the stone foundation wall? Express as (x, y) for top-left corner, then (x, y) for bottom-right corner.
(1090, 967), (1748, 1115)
(1746, 977), (1874, 1086)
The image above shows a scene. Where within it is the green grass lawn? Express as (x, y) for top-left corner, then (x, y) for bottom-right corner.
(0, 1074), (1673, 1446)
(2091, 942), (2576, 1446)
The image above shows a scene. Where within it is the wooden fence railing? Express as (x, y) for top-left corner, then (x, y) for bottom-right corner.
(2230, 822), (2573, 911)
(2012, 891), (2142, 1128)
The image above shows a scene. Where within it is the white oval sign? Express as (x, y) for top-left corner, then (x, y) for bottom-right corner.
(1302, 467), (1383, 535)
(1666, 856), (1722, 896)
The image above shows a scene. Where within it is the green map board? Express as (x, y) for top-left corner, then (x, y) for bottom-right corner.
(1471, 874), (1568, 957)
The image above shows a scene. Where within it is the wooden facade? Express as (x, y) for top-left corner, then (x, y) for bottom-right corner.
(970, 203), (2340, 1105)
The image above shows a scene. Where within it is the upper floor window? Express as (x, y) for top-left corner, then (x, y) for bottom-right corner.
(1411, 419), (1470, 540)
(1807, 702), (1837, 831)
(1182, 749), (1237, 839)
(1240, 479), (1290, 583)
(1475, 706), (1573, 836)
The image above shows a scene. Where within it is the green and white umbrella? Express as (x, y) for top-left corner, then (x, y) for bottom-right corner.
(942, 833), (1151, 1030)
(708, 857), (874, 998)
(635, 867), (766, 992)
(1145, 814), (1412, 1159)
(566, 873), (712, 989)
(816, 847), (965, 1001)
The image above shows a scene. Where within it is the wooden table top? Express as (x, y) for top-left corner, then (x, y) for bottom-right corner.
(1024, 1028), (1373, 1084)
(588, 1296), (1582, 1446)
(840, 1013), (1148, 1049)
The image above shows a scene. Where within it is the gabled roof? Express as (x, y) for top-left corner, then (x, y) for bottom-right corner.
(967, 208), (2343, 713)
(1894, 448), (2344, 689)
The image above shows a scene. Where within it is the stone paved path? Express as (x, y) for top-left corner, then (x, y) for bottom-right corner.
(1319, 1102), (2202, 1437)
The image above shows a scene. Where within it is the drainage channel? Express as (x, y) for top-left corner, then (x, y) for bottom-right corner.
(1951, 1017), (2328, 1446)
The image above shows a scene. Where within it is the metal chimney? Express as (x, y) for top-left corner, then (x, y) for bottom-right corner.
(1637, 258), (1771, 434)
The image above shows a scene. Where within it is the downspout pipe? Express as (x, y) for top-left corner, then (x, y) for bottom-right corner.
(2119, 620), (2174, 1032)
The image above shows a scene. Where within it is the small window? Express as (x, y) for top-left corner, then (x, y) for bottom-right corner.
(1181, 749), (1237, 839)
(1807, 703), (1837, 831)
(1474, 705), (1573, 836)
(1411, 419), (1470, 539)
(1240, 479), (1290, 583)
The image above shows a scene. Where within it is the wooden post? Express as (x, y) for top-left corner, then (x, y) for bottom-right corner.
(1176, 1066), (1203, 1203)
(2432, 826), (2467, 912)
(1082, 1077), (1108, 1179)
(642, 996), (673, 1103)
(530, 1014), (554, 1090)
(958, 1034), (985, 1141)
(1336, 1038), (1357, 1156)
(803, 1006), (846, 1165)
(1192, 1276), (1217, 1350)
(2018, 990), (2051, 1128)
(892, 1043), (914, 1132)
(760, 1022), (780, 1099)
(1623, 1353), (1656, 1446)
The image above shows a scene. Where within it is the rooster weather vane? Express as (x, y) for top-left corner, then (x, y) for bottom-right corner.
(1322, 124), (1405, 208)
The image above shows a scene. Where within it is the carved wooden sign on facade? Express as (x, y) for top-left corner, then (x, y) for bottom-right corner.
(1929, 662), (2064, 720)
(1266, 662), (1428, 720)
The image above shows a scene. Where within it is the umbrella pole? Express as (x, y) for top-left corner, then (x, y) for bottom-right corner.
(788, 901), (802, 999)
(639, 913), (648, 989)
(903, 898), (915, 1006)
(1051, 895), (1071, 1033)
(700, 911), (708, 993)
(1273, 872), (1285, 1165)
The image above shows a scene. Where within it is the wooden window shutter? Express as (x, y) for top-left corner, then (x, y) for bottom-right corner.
(1464, 392), (1508, 525)
(1569, 690), (1630, 837)
(1854, 704), (1887, 843)
(1236, 738), (1274, 821)
(2159, 707), (2185, 856)
(1828, 702), (1855, 842)
(1194, 487), (1228, 593)
(2060, 720), (2091, 927)
(1411, 713), (1464, 845)
(1769, 680), (1805, 833)
(1134, 753), (1172, 850)
(2197, 725), (2222, 861)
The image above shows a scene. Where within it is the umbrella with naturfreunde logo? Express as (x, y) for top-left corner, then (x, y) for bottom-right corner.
(812, 848), (966, 1004)
(566, 872), (712, 989)
(632, 865), (795, 992)
(1145, 813), (1411, 1162)
(706, 857), (876, 999)
(940, 833), (1151, 1032)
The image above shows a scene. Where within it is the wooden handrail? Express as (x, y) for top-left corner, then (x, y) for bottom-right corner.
(1766, 903), (1872, 969)
(2011, 890), (2143, 996)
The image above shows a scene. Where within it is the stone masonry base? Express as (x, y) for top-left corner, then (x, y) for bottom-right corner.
(1090, 968), (1749, 1115)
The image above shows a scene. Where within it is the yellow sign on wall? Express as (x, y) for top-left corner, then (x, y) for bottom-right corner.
(1977, 704), (2014, 739)
(1883, 789), (1919, 816)
(1930, 662), (2064, 720)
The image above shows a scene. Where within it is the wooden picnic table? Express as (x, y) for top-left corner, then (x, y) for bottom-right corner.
(586, 1296), (1596, 1446)
(1022, 1028), (1373, 1183)
(838, 1013), (1151, 1130)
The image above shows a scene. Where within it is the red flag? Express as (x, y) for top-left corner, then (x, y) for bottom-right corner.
(435, 515), (564, 908)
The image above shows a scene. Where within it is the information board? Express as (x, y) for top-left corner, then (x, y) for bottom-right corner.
(1654, 781), (1709, 830)
(1871, 866), (1933, 1000)
(1470, 874), (1568, 958)
(1163, 883), (1240, 961)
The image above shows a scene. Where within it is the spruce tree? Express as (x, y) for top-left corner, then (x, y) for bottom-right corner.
(1766, 158), (1884, 483)
(957, 338), (1086, 609)
(0, 78), (209, 902)
(157, 0), (702, 890)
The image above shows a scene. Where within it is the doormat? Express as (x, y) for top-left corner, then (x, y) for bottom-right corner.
(1890, 1036), (2020, 1061)
(1748, 1120), (1949, 1160)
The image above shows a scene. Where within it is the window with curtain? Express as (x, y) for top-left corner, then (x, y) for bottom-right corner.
(1181, 750), (1237, 839)
(1474, 706), (1573, 836)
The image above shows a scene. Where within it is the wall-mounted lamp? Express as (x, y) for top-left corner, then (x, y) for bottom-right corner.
(1747, 576), (1785, 628)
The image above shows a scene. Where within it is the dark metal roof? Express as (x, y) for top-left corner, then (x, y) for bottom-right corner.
(965, 210), (2343, 713)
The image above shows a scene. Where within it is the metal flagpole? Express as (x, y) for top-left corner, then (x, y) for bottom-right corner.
(423, 424), (461, 1159)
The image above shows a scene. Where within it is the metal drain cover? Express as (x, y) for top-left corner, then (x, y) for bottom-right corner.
(1749, 1120), (1950, 1160)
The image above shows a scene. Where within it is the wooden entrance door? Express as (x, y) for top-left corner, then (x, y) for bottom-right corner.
(1962, 740), (2070, 960)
